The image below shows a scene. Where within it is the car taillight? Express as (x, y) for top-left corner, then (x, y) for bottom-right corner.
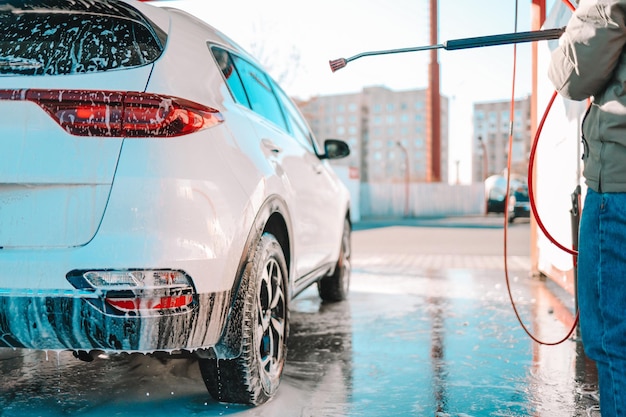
(66, 269), (196, 314)
(0, 89), (223, 137)
(105, 294), (194, 312)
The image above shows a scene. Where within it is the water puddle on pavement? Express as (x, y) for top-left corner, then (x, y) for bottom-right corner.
(287, 268), (600, 417)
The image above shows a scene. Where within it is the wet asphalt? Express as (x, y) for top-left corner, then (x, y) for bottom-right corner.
(0, 215), (601, 416)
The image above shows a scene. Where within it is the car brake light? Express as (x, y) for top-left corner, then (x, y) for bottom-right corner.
(105, 294), (194, 312)
(122, 93), (219, 137)
(0, 89), (223, 137)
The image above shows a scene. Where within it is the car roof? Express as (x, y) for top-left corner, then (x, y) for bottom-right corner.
(137, 2), (263, 68)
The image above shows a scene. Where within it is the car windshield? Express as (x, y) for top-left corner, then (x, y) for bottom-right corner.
(0, 10), (163, 76)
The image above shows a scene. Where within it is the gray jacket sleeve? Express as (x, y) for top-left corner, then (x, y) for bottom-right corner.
(548, 0), (626, 101)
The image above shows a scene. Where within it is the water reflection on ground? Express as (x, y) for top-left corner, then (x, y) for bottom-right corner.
(340, 268), (599, 416)
(0, 268), (600, 416)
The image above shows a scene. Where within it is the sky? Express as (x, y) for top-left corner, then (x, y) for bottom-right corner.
(149, 0), (562, 183)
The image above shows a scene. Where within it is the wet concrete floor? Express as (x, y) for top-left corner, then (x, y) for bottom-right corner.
(0, 220), (601, 416)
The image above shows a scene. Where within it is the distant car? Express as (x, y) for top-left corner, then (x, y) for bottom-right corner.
(485, 175), (530, 223)
(0, 0), (351, 406)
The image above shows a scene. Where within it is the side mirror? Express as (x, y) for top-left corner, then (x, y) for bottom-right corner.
(320, 139), (350, 160)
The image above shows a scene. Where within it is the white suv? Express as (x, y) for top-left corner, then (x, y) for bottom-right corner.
(0, 0), (351, 405)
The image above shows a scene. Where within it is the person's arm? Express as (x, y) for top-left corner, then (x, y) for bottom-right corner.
(548, 0), (626, 100)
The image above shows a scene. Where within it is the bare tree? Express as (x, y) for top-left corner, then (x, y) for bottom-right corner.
(247, 19), (302, 91)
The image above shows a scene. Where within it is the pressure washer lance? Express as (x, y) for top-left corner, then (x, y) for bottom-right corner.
(329, 27), (565, 72)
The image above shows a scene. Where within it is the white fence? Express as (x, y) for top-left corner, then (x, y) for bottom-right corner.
(358, 182), (486, 219)
(331, 166), (485, 221)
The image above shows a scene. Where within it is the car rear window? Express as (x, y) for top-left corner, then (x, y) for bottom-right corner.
(0, 3), (164, 76)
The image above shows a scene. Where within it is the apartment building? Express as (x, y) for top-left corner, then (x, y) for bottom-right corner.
(472, 96), (532, 182)
(297, 86), (449, 184)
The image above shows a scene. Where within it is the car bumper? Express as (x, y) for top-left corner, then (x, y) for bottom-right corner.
(0, 290), (231, 352)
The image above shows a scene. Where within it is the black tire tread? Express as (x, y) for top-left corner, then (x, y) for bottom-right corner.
(199, 233), (287, 405)
(318, 218), (351, 302)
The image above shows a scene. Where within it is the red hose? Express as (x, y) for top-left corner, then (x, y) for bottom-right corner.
(502, 0), (579, 346)
(563, 0), (576, 12)
(527, 91), (578, 257)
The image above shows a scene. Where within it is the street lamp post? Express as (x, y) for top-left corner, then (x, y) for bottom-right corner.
(397, 141), (410, 218)
(478, 136), (488, 180)
(478, 136), (489, 215)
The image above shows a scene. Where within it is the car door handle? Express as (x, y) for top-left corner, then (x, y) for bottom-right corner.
(261, 138), (282, 154)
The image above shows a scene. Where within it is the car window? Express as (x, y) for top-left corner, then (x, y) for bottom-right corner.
(0, 9), (163, 76)
(210, 46), (318, 153)
(273, 83), (317, 153)
(228, 54), (288, 132)
(210, 47), (250, 107)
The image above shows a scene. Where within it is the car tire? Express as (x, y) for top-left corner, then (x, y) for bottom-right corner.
(198, 232), (288, 405)
(317, 218), (351, 302)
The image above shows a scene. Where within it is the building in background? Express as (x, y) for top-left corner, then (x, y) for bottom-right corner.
(472, 96), (532, 182)
(298, 86), (449, 185)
